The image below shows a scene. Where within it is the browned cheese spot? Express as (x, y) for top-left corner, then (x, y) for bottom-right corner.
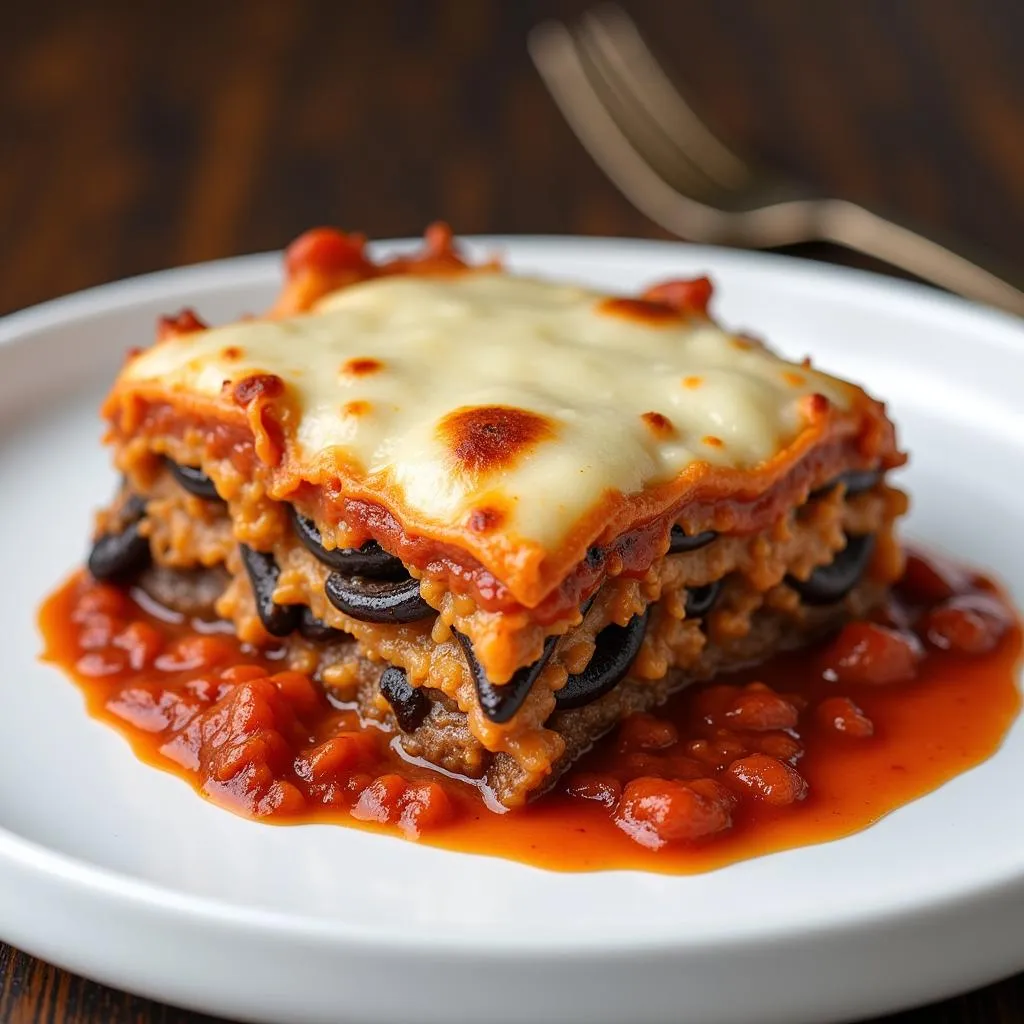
(782, 370), (807, 387)
(222, 346), (244, 361)
(438, 405), (555, 476)
(682, 375), (703, 390)
(598, 296), (681, 324)
(641, 411), (675, 438)
(233, 373), (285, 407)
(342, 357), (384, 376)
(342, 400), (372, 417)
(703, 435), (725, 448)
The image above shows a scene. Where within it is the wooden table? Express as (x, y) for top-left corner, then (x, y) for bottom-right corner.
(1, 1), (1022, 1020)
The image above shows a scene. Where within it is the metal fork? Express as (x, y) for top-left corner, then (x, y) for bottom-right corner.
(528, 5), (1024, 317)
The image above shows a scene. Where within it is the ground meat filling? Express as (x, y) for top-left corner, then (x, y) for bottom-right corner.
(135, 564), (228, 619)
(89, 457), (906, 805)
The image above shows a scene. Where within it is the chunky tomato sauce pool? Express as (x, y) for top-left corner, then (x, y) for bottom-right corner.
(38, 548), (1021, 874)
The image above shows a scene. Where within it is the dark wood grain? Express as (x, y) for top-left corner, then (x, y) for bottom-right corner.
(1, 1), (1022, 1021)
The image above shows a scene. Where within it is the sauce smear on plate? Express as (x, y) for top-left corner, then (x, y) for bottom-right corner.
(38, 548), (1021, 873)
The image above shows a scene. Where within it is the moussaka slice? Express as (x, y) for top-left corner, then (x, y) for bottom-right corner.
(90, 224), (906, 807)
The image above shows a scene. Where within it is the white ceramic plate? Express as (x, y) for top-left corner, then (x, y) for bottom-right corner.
(1, 238), (1023, 1024)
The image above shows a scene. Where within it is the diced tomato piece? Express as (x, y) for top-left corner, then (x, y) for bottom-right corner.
(923, 593), (1011, 654)
(76, 651), (127, 677)
(818, 622), (923, 686)
(78, 614), (120, 651)
(254, 780), (306, 817)
(269, 670), (322, 720)
(73, 582), (130, 621)
(722, 682), (799, 732)
(351, 774), (409, 825)
(112, 621), (165, 671)
(296, 733), (378, 785)
(753, 731), (804, 762)
(220, 664), (272, 685)
(614, 777), (735, 849)
(398, 782), (454, 837)
(690, 683), (740, 725)
(617, 712), (679, 752)
(897, 551), (969, 605)
(711, 729), (749, 767)
(157, 634), (238, 673)
(816, 697), (874, 738)
(724, 754), (808, 806)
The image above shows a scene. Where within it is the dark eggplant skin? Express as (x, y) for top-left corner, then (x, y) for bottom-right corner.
(290, 508), (405, 579)
(454, 629), (559, 725)
(684, 579), (723, 619)
(165, 459), (222, 501)
(87, 495), (151, 582)
(668, 525), (717, 554)
(812, 469), (881, 499)
(239, 544), (301, 637)
(379, 665), (431, 733)
(457, 595), (650, 720)
(324, 572), (433, 624)
(554, 607), (650, 712)
(786, 534), (876, 605)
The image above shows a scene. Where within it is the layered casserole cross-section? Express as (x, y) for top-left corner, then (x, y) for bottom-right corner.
(90, 225), (906, 807)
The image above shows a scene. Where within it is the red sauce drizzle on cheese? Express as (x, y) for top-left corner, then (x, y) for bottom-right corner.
(38, 549), (1021, 874)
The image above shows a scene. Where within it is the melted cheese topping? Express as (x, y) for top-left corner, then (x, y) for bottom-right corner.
(119, 271), (865, 600)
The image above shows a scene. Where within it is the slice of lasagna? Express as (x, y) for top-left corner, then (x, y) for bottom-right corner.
(90, 224), (906, 808)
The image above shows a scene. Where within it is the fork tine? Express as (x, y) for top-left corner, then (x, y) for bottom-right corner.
(572, 19), (725, 204)
(582, 4), (752, 190)
(528, 20), (730, 242)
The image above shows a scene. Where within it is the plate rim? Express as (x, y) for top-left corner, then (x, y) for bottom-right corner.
(2, 234), (1023, 961)
(4, 232), (1023, 345)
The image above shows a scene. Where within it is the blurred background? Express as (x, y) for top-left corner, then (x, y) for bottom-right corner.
(2, 0), (1022, 317)
(1, 2), (1023, 1021)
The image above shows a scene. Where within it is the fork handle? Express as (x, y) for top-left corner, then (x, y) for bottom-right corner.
(816, 200), (1024, 317)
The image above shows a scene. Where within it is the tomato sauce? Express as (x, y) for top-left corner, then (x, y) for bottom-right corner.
(37, 549), (1021, 874)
